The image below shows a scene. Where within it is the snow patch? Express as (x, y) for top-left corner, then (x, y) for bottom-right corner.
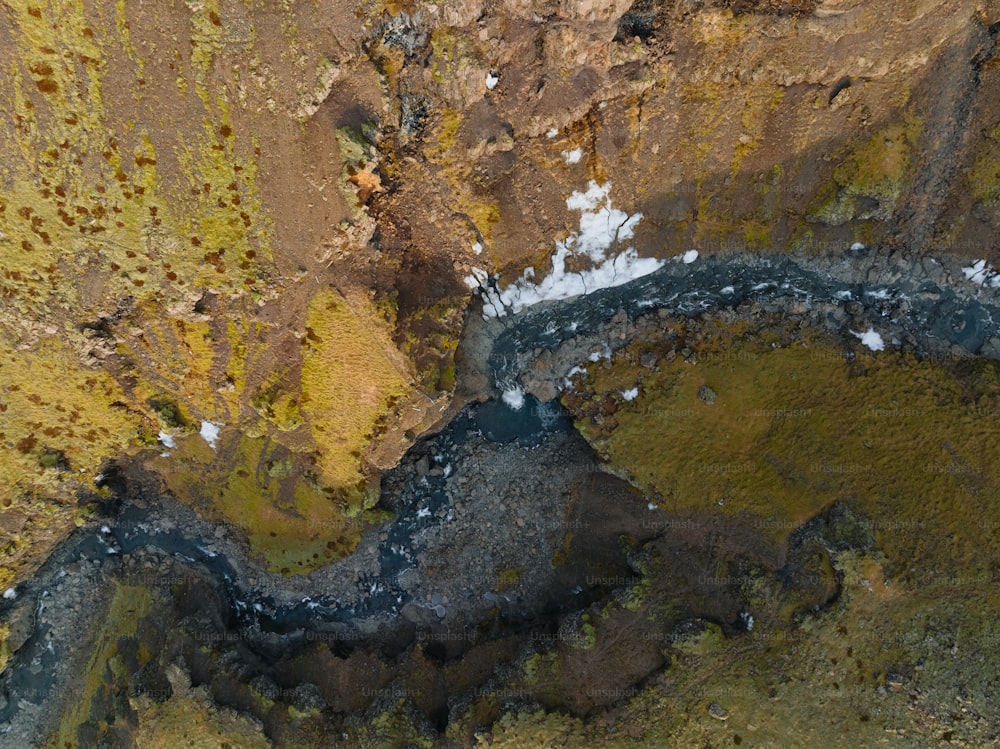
(471, 242), (483, 255)
(620, 387), (639, 401)
(587, 344), (611, 362)
(3, 587), (16, 600)
(485, 72), (499, 90)
(850, 242), (866, 251)
(852, 327), (885, 351)
(463, 266), (489, 289)
(834, 290), (853, 301)
(502, 387), (525, 410)
(473, 181), (661, 317)
(562, 148), (583, 164)
(962, 259), (1000, 287)
(720, 285), (735, 295)
(200, 421), (222, 449)
(157, 431), (176, 449)
(865, 288), (892, 300)
(546, 128), (558, 138)
(678, 249), (698, 264)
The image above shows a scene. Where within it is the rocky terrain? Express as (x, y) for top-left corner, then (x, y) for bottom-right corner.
(0, 0), (999, 746)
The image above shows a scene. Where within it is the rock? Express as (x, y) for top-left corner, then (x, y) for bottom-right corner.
(708, 702), (729, 720)
(698, 385), (717, 404)
(416, 456), (430, 476)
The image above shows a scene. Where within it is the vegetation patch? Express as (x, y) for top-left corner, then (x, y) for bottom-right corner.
(154, 431), (364, 574)
(300, 288), (414, 511)
(562, 315), (1000, 586)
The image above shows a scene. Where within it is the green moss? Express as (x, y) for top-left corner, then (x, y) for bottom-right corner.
(564, 319), (1000, 586)
(966, 147), (1000, 209)
(251, 374), (304, 432)
(156, 431), (363, 574)
(807, 116), (922, 225)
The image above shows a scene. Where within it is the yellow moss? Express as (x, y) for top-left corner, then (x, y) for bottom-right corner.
(0, 334), (143, 505)
(300, 288), (413, 508)
(0, 622), (10, 676)
(966, 147), (1000, 207)
(429, 26), (479, 84)
(809, 116), (923, 225)
(187, 0), (223, 106)
(133, 690), (271, 749)
(0, 3), (272, 320)
(436, 108), (462, 155)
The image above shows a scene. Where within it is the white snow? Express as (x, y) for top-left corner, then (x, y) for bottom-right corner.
(680, 249), (699, 264)
(865, 288), (892, 300)
(620, 387), (639, 401)
(962, 259), (1000, 287)
(562, 365), (587, 391)
(834, 290), (853, 301)
(416, 507), (431, 519)
(485, 72), (499, 90)
(740, 611), (755, 631)
(587, 345), (611, 362)
(850, 242), (866, 251)
(720, 285), (735, 294)
(562, 148), (583, 164)
(546, 128), (558, 138)
(158, 431), (176, 449)
(2, 587), (16, 600)
(474, 181), (661, 317)
(852, 327), (885, 351)
(471, 242), (483, 255)
(463, 265), (489, 289)
(200, 421), (222, 449)
(502, 387), (526, 410)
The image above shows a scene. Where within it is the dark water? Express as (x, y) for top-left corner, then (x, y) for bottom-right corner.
(0, 395), (571, 728)
(474, 393), (569, 445)
(2, 252), (999, 731)
(485, 255), (1000, 383)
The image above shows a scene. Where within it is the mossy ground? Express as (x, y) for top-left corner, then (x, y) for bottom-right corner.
(510, 314), (1000, 744)
(301, 288), (415, 507)
(131, 665), (272, 749)
(562, 316), (1000, 585)
(0, 337), (142, 588)
(0, 0), (428, 581)
(154, 431), (365, 575)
